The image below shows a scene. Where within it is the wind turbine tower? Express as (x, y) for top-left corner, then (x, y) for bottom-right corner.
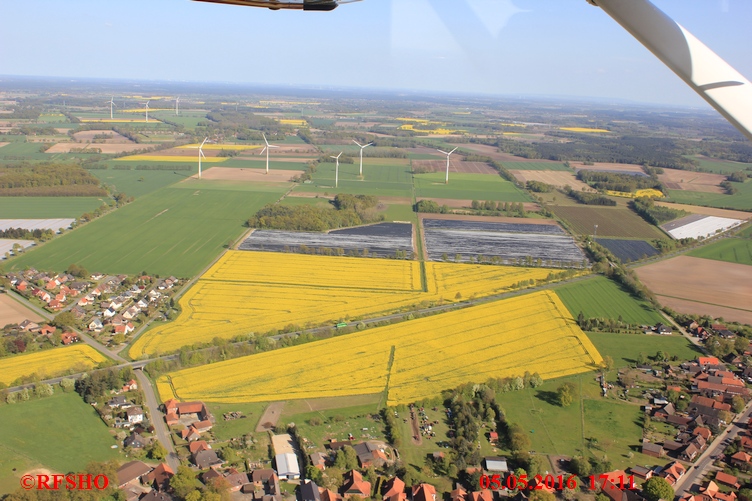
(108, 97), (117, 119)
(175, 96), (180, 116)
(331, 152), (343, 188)
(259, 133), (279, 174)
(353, 139), (373, 177)
(143, 101), (150, 122)
(437, 147), (459, 184)
(198, 137), (208, 179)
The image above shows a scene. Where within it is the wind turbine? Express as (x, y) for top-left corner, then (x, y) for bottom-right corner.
(142, 101), (150, 122)
(437, 147), (458, 184)
(259, 133), (279, 174)
(175, 96), (180, 116)
(108, 97), (117, 119)
(198, 137), (208, 179)
(331, 152), (343, 188)
(352, 139), (373, 177)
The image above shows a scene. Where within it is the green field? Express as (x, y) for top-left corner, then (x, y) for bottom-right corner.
(495, 374), (658, 471)
(414, 173), (529, 201)
(150, 111), (208, 129)
(685, 156), (752, 174)
(687, 238), (752, 265)
(554, 276), (665, 324)
(501, 161), (570, 171)
(278, 196), (334, 208)
(0, 197), (107, 218)
(9, 183), (286, 276)
(666, 180), (752, 210)
(587, 332), (701, 369)
(220, 158), (308, 170)
(93, 167), (187, 198)
(382, 203), (415, 222)
(0, 142), (55, 160)
(294, 161), (414, 197)
(0, 392), (120, 495)
(553, 205), (666, 239)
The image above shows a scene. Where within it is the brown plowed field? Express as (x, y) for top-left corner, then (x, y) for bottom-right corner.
(510, 170), (592, 191)
(72, 130), (133, 143)
(573, 162), (645, 173)
(658, 168), (725, 193)
(46, 143), (145, 154)
(412, 160), (497, 174)
(417, 213), (558, 225)
(655, 202), (752, 221)
(635, 256), (752, 324)
(452, 143), (559, 163)
(193, 167), (299, 183)
(0, 294), (42, 326)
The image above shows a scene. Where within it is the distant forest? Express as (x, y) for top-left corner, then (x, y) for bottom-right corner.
(487, 135), (700, 170)
(0, 162), (107, 196)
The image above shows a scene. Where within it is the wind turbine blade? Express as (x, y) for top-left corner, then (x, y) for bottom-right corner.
(437, 149), (449, 156)
(262, 133), (269, 147)
(200, 137), (208, 148)
(260, 147), (267, 156)
(200, 150), (206, 158)
(353, 140), (363, 148)
(269, 145), (279, 149)
(449, 147), (459, 155)
(364, 143), (373, 148)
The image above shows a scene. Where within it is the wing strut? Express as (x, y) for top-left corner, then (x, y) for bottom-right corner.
(588, 0), (752, 141)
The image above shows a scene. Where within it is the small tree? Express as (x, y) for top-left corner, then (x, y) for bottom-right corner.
(643, 477), (674, 501)
(148, 441), (167, 461)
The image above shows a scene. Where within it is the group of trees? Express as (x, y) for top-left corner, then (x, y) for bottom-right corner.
(247, 196), (384, 232)
(75, 366), (136, 404)
(631, 197), (686, 225)
(0, 227), (54, 242)
(526, 180), (553, 193)
(564, 187), (617, 206)
(0, 162), (107, 197)
(576, 170), (663, 194)
(584, 239), (656, 305)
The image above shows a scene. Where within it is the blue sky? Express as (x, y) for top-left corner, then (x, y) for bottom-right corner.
(0, 0), (750, 107)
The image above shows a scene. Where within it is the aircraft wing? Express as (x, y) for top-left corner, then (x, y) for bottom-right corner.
(193, 0), (346, 11)
(589, 0), (752, 141)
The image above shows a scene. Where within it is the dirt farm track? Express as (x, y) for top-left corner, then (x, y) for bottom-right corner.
(635, 255), (752, 324)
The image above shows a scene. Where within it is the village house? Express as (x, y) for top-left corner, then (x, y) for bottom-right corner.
(61, 332), (78, 345)
(126, 406), (144, 424)
(383, 477), (407, 501)
(341, 470), (371, 499)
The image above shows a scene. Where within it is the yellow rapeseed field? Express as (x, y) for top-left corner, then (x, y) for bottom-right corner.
(606, 189), (664, 199)
(114, 155), (228, 163)
(129, 251), (580, 358)
(0, 345), (108, 386)
(278, 119), (308, 126)
(157, 290), (602, 405)
(560, 127), (611, 133)
(177, 144), (261, 151)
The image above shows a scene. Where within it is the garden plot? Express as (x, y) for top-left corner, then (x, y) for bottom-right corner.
(0, 219), (75, 232)
(661, 214), (743, 239)
(239, 222), (414, 257)
(422, 218), (585, 266)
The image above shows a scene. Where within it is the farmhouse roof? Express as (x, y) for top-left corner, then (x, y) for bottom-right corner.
(252, 469), (277, 483)
(383, 477), (406, 501)
(177, 401), (205, 414)
(715, 472), (740, 488)
(412, 483), (437, 501)
(301, 480), (322, 501)
(117, 461), (153, 487)
(194, 449), (223, 469)
(341, 470), (371, 497)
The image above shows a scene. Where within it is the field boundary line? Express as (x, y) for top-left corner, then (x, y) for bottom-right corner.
(656, 294), (752, 313)
(378, 345), (396, 410)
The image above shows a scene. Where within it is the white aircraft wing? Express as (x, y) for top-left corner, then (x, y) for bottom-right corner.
(589, 0), (752, 141)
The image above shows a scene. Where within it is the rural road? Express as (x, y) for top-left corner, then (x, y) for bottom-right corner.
(136, 370), (180, 472)
(674, 399), (752, 498)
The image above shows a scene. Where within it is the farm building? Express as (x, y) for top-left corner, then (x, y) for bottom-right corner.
(275, 453), (300, 480)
